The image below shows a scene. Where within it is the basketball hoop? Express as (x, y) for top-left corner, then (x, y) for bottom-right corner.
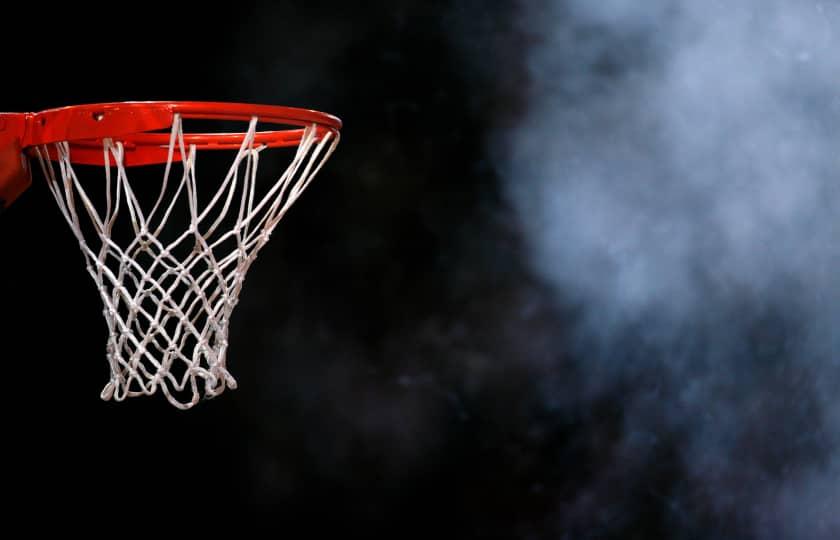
(0, 102), (341, 409)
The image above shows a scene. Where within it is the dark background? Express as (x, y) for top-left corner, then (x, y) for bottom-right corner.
(2, 1), (839, 538)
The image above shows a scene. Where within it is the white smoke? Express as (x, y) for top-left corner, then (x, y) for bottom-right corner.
(504, 0), (840, 536)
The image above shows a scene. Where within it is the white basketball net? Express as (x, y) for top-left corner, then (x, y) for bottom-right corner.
(34, 115), (338, 409)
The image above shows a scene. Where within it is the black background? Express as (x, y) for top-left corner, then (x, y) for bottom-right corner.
(1, 2), (556, 535)
(2, 1), (837, 538)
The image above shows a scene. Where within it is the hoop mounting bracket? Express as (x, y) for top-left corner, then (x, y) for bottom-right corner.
(0, 114), (30, 212)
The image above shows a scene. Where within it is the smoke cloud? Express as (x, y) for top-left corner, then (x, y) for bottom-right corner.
(502, 0), (840, 537)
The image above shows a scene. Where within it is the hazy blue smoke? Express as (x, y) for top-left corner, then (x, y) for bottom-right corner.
(504, 1), (840, 537)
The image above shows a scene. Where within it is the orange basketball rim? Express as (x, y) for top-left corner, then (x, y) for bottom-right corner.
(0, 101), (342, 211)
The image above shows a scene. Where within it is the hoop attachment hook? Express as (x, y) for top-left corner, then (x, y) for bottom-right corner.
(0, 113), (30, 212)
